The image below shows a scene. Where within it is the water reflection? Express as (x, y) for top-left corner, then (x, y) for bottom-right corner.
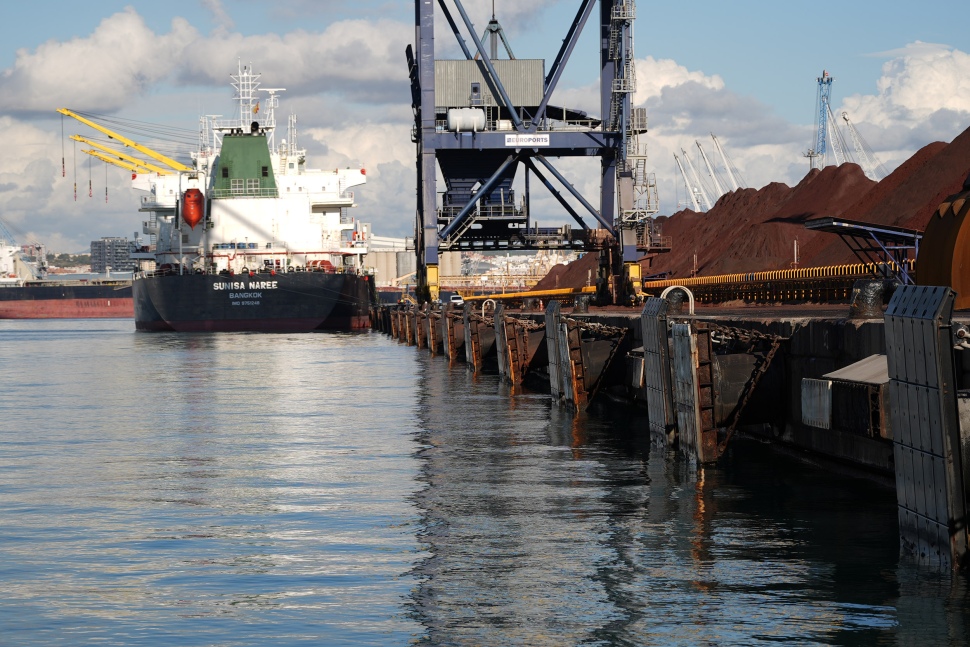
(3, 320), (970, 645)
(406, 351), (969, 645)
(1, 323), (424, 646)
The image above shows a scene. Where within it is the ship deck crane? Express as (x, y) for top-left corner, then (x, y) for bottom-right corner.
(70, 135), (173, 175)
(82, 150), (151, 175)
(57, 108), (192, 173)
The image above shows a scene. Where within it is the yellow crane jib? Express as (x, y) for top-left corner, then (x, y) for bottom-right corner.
(82, 150), (152, 174)
(69, 135), (172, 176)
(81, 150), (144, 174)
(57, 108), (192, 173)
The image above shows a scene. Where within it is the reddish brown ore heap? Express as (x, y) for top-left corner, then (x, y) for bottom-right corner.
(646, 125), (970, 279)
(532, 251), (600, 292)
(530, 124), (970, 288)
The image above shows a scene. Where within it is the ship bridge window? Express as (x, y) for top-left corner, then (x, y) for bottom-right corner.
(246, 178), (260, 192)
(222, 167), (229, 179)
(231, 179), (244, 193)
(262, 166), (269, 177)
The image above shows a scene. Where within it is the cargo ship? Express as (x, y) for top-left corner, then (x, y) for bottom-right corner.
(0, 240), (133, 319)
(74, 62), (374, 332)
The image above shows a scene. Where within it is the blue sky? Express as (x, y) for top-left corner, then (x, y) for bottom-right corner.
(2, 0), (962, 122)
(0, 1), (967, 251)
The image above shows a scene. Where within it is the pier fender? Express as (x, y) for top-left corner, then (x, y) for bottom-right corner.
(545, 300), (565, 401)
(885, 285), (968, 570)
(640, 298), (676, 446)
(495, 303), (510, 379)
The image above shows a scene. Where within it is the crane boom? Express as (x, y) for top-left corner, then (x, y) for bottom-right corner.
(70, 135), (172, 175)
(696, 140), (725, 198)
(673, 153), (700, 212)
(841, 112), (887, 181)
(57, 108), (192, 173)
(82, 149), (151, 174)
(711, 134), (741, 191)
(681, 149), (712, 210)
(824, 103), (848, 166)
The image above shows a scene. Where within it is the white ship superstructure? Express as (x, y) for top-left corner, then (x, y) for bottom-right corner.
(133, 62), (368, 276)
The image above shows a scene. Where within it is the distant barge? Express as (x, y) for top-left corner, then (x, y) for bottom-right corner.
(0, 279), (133, 319)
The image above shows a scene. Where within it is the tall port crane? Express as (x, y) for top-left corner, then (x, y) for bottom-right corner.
(804, 70), (849, 170)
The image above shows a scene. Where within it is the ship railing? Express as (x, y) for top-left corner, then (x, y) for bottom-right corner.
(141, 195), (177, 209)
(209, 187), (280, 199)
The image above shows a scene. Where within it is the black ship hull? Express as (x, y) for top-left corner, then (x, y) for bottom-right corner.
(133, 271), (373, 332)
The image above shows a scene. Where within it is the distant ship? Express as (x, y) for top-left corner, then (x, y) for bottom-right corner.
(0, 240), (133, 319)
(75, 62), (375, 332)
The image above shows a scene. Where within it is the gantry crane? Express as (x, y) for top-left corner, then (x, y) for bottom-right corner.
(408, 0), (656, 304)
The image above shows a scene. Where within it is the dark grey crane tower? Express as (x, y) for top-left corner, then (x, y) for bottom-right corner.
(407, 0), (659, 303)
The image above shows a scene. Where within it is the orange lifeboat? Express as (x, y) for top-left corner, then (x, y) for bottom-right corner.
(182, 189), (204, 229)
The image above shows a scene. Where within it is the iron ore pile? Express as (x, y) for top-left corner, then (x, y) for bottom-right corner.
(535, 124), (970, 288)
(651, 124), (970, 279)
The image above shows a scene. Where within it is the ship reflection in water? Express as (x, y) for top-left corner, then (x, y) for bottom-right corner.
(0, 320), (967, 645)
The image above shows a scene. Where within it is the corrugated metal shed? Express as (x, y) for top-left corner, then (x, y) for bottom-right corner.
(824, 354), (889, 385)
(435, 60), (544, 108)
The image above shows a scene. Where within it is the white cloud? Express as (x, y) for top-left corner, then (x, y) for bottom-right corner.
(634, 56), (724, 103)
(0, 10), (197, 113)
(0, 115), (138, 253)
(0, 9), (412, 115)
(176, 19), (412, 102)
(636, 43), (970, 214)
(862, 42), (970, 119)
(201, 0), (235, 31)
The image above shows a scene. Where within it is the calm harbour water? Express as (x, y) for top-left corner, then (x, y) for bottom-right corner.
(0, 319), (968, 645)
